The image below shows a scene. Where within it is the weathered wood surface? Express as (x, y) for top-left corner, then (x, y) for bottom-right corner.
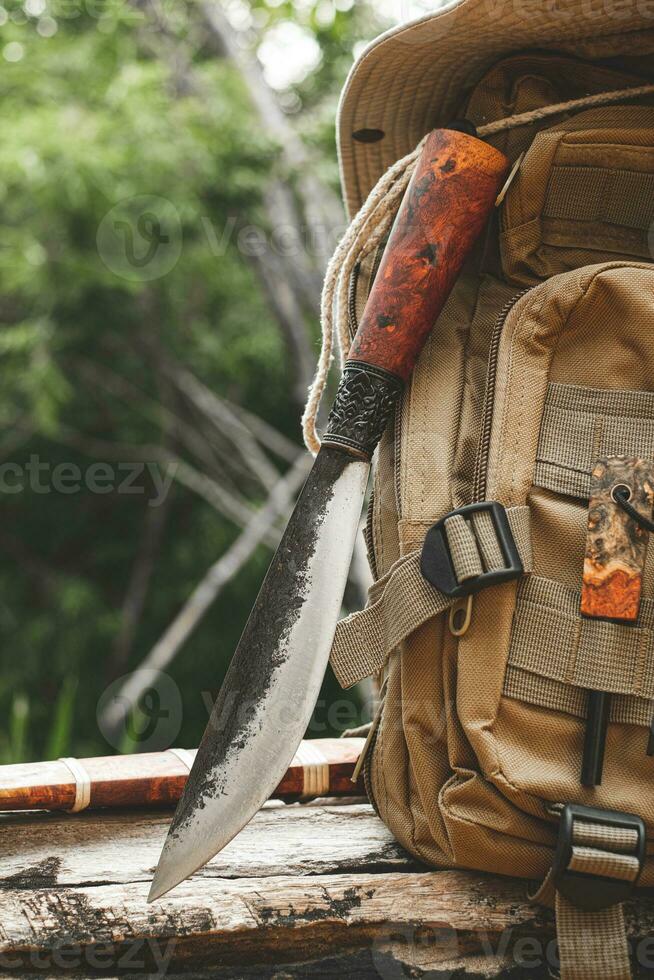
(1, 801), (653, 978)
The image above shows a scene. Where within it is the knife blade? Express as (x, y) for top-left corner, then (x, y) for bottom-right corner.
(149, 127), (510, 901)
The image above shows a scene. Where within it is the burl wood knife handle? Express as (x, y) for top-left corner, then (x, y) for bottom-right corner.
(322, 128), (510, 459)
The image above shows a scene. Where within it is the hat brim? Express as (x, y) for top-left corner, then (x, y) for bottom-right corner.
(337, 0), (652, 217)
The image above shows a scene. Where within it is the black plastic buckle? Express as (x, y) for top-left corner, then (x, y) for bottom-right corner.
(552, 804), (646, 912)
(420, 501), (523, 598)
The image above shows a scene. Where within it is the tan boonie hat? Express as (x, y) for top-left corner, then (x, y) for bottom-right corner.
(337, 0), (654, 217)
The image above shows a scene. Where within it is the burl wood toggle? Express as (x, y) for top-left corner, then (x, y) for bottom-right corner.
(580, 456), (654, 786)
(581, 456), (654, 623)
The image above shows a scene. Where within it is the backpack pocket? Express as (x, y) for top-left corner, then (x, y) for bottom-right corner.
(458, 262), (654, 848)
(500, 106), (654, 285)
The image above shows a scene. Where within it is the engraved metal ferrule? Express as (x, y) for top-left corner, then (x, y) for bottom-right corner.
(321, 361), (404, 460)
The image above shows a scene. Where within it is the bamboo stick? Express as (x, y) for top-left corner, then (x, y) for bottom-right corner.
(0, 738), (365, 813)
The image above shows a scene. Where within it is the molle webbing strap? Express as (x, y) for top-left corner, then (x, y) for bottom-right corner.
(444, 515), (483, 581)
(535, 383), (654, 499)
(331, 552), (454, 689)
(545, 167), (654, 232)
(505, 666), (653, 727)
(532, 819), (641, 980)
(556, 899), (632, 980)
(505, 576), (654, 714)
(330, 505), (532, 689)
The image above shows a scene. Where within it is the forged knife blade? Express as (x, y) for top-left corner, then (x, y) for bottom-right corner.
(149, 127), (510, 902)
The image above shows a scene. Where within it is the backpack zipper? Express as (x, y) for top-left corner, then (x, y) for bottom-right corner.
(393, 391), (403, 516)
(363, 488), (378, 579)
(452, 289), (532, 640)
(472, 288), (532, 502)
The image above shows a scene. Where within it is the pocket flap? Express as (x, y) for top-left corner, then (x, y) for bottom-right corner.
(535, 383), (654, 499)
(501, 106), (654, 285)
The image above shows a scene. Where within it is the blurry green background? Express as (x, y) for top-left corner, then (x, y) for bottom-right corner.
(0, 0), (417, 763)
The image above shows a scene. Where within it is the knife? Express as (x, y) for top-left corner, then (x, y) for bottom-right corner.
(148, 127), (510, 901)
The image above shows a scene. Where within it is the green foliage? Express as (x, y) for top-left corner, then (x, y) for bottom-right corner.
(6, 693), (29, 763)
(45, 676), (78, 759)
(0, 0), (385, 764)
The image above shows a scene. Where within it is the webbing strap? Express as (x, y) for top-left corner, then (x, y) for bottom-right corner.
(508, 575), (654, 702)
(568, 821), (641, 881)
(330, 505), (532, 689)
(545, 166), (654, 231)
(535, 382), (654, 500)
(471, 509), (506, 571)
(532, 818), (641, 980)
(533, 873), (632, 980)
(445, 514), (483, 581)
(556, 896), (632, 980)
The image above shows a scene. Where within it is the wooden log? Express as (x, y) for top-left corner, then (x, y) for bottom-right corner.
(0, 738), (364, 812)
(1, 803), (654, 978)
(0, 803), (406, 885)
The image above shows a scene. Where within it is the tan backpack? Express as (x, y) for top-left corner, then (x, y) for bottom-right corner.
(319, 5), (654, 977)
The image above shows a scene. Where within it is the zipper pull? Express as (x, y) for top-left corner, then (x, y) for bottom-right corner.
(449, 595), (474, 637)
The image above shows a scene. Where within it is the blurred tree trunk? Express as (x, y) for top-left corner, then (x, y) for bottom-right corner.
(135, 0), (345, 406)
(199, 0), (343, 265)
